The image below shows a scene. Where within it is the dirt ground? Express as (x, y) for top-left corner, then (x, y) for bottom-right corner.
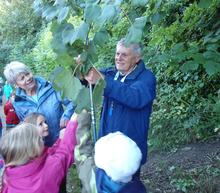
(141, 138), (220, 193)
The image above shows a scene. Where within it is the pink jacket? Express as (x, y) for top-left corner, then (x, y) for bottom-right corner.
(2, 121), (78, 193)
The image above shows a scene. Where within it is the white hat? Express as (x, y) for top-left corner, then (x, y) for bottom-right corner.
(94, 131), (142, 183)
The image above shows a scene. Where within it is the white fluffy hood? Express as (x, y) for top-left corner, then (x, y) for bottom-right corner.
(94, 131), (142, 183)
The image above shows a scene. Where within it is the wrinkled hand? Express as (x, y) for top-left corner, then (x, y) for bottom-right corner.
(60, 118), (69, 129)
(84, 67), (102, 85)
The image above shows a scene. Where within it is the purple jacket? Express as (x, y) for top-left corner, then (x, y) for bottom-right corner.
(2, 121), (77, 193)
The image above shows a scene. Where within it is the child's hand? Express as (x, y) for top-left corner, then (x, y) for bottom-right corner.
(70, 113), (78, 121)
(59, 128), (65, 139)
(71, 109), (88, 121)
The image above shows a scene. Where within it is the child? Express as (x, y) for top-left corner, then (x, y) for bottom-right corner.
(94, 131), (143, 193)
(24, 112), (49, 138)
(24, 112), (67, 193)
(0, 112), (78, 193)
(4, 92), (20, 130)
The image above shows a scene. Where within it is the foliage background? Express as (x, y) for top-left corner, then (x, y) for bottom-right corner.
(0, 0), (220, 150)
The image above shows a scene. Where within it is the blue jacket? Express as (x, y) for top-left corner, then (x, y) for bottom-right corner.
(100, 60), (156, 165)
(13, 76), (75, 146)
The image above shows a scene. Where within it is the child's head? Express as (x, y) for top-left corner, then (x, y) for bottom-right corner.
(0, 123), (44, 166)
(94, 131), (142, 183)
(24, 112), (49, 137)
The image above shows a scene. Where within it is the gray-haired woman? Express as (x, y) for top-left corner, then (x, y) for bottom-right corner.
(4, 61), (75, 146)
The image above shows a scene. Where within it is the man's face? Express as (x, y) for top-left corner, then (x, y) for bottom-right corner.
(16, 72), (36, 91)
(115, 44), (140, 75)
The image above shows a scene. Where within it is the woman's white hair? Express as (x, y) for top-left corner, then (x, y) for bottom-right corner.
(0, 123), (44, 166)
(4, 61), (31, 85)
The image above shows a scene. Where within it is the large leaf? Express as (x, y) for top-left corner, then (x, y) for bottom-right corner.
(192, 53), (206, 64)
(131, 0), (149, 7)
(93, 30), (110, 46)
(203, 51), (220, 62)
(181, 60), (199, 72)
(54, 0), (65, 6)
(62, 23), (75, 44)
(51, 22), (68, 54)
(84, 4), (101, 24)
(151, 13), (163, 25)
(50, 67), (82, 101)
(198, 0), (213, 8)
(94, 4), (117, 29)
(93, 78), (106, 110)
(75, 87), (90, 113)
(133, 16), (147, 29)
(70, 22), (90, 44)
(42, 6), (58, 21)
(87, 41), (98, 63)
(56, 53), (74, 68)
(57, 6), (69, 23)
(125, 16), (147, 44)
(203, 61), (220, 76)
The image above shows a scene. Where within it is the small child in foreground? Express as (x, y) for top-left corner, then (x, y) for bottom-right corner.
(0, 112), (78, 193)
(94, 131), (143, 193)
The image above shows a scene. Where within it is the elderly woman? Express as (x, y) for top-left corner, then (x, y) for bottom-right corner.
(3, 61), (75, 146)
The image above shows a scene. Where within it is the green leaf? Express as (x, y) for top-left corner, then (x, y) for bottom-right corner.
(87, 41), (98, 63)
(198, 0), (213, 9)
(42, 6), (58, 21)
(125, 17), (147, 44)
(54, 0), (65, 6)
(51, 67), (82, 101)
(93, 30), (109, 46)
(84, 4), (101, 24)
(131, 0), (149, 7)
(125, 16), (147, 44)
(151, 13), (163, 24)
(93, 78), (106, 110)
(70, 22), (89, 44)
(181, 60), (199, 72)
(192, 53), (206, 64)
(94, 4), (116, 28)
(62, 23), (75, 44)
(203, 60), (220, 75)
(203, 51), (220, 62)
(51, 22), (67, 54)
(172, 42), (185, 53)
(57, 6), (69, 23)
(56, 53), (74, 68)
(75, 87), (90, 113)
(125, 27), (143, 44)
(133, 16), (147, 29)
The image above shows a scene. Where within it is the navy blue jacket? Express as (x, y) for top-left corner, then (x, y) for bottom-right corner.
(100, 60), (156, 165)
(13, 76), (75, 146)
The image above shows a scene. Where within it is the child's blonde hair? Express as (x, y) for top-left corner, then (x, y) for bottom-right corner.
(0, 123), (44, 166)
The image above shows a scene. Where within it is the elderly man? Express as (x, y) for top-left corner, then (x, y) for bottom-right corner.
(85, 38), (156, 193)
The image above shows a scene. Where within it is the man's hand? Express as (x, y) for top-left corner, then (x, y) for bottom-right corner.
(84, 67), (102, 85)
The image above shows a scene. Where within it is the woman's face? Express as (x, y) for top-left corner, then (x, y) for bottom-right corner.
(16, 72), (36, 92)
(36, 115), (49, 137)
